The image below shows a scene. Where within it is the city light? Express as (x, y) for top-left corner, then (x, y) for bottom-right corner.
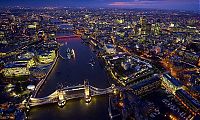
(0, 1), (199, 120)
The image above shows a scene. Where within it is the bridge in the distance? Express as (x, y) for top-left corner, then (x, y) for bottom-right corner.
(25, 81), (118, 107)
(56, 35), (81, 40)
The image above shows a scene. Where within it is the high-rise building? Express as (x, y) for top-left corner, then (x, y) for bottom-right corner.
(146, 23), (152, 35)
(140, 16), (147, 35)
(134, 24), (141, 36)
(154, 23), (161, 36)
(140, 16), (147, 26)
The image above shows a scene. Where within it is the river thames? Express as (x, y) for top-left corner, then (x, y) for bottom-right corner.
(29, 36), (111, 120)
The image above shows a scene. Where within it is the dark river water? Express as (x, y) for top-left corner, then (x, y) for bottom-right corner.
(29, 37), (111, 120)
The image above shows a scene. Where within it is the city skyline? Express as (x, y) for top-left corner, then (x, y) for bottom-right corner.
(0, 0), (200, 119)
(0, 0), (199, 11)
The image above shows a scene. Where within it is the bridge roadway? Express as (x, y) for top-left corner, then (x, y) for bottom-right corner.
(56, 35), (81, 40)
(28, 84), (116, 107)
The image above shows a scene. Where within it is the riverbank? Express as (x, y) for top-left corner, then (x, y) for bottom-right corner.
(32, 50), (59, 98)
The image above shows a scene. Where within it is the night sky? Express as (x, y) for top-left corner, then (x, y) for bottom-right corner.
(0, 0), (199, 11)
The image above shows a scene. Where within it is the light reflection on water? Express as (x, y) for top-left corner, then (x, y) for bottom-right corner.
(29, 96), (109, 120)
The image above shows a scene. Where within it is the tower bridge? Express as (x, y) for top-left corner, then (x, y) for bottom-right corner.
(26, 81), (118, 108)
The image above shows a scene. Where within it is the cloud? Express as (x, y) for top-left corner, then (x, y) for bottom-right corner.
(108, 1), (156, 6)
(109, 2), (142, 6)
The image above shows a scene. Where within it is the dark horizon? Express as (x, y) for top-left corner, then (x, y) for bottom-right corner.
(0, 0), (199, 11)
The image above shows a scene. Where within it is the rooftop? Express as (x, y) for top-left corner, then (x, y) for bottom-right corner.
(131, 76), (160, 90)
(176, 89), (200, 109)
(163, 74), (182, 87)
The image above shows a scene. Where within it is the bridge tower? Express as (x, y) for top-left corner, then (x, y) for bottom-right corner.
(58, 90), (66, 108)
(111, 84), (118, 95)
(84, 80), (91, 103)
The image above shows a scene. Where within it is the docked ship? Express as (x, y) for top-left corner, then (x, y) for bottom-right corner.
(66, 48), (75, 59)
(71, 49), (75, 58)
(66, 48), (71, 59)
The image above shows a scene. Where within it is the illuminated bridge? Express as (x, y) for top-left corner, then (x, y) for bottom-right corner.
(56, 35), (81, 40)
(26, 81), (118, 107)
